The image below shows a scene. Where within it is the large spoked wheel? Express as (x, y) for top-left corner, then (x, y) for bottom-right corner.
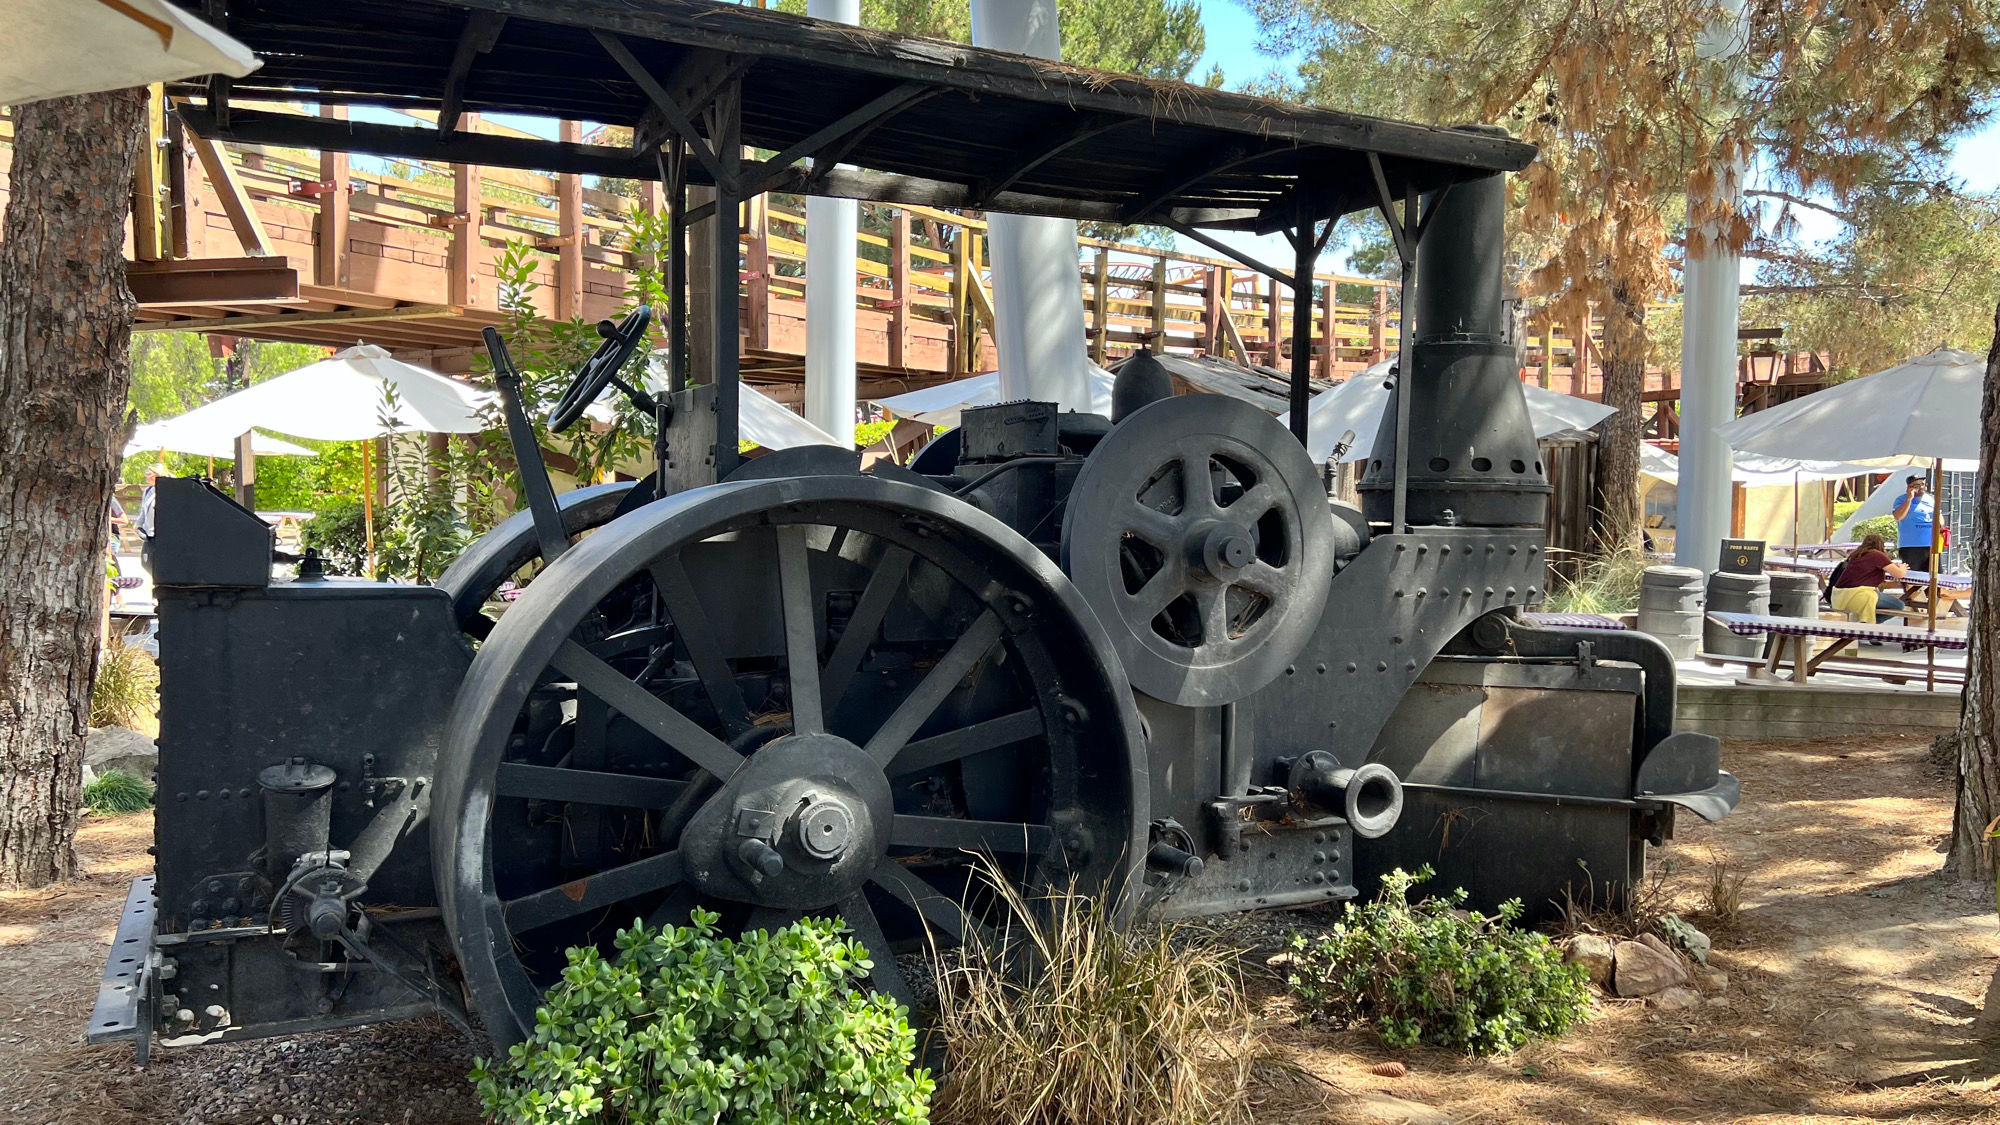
(435, 475), (1148, 1046)
(433, 480), (645, 638)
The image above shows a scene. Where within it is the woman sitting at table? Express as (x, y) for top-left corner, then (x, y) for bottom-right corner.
(1830, 533), (1908, 624)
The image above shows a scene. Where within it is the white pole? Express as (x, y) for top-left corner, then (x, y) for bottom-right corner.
(804, 0), (861, 443)
(971, 0), (1092, 411)
(1674, 0), (1749, 575)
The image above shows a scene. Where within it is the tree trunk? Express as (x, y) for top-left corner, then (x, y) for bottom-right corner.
(1589, 282), (1647, 555)
(0, 90), (146, 888)
(1944, 298), (2000, 888)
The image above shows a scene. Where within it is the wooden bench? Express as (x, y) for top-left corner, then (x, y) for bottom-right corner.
(1705, 611), (1966, 688)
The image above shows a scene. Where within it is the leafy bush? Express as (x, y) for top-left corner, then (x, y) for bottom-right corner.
(1852, 513), (1899, 546)
(91, 639), (158, 734)
(470, 910), (932, 1125)
(84, 769), (154, 815)
(301, 497), (369, 576)
(1285, 867), (1590, 1055)
(931, 868), (1253, 1125)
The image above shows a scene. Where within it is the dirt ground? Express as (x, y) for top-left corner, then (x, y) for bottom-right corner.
(2, 735), (1995, 1124)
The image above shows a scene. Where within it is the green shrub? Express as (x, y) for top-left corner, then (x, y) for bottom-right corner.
(1546, 547), (1649, 615)
(470, 910), (932, 1125)
(1284, 867), (1590, 1055)
(1852, 513), (1899, 546)
(91, 639), (158, 733)
(301, 497), (369, 576)
(85, 769), (154, 815)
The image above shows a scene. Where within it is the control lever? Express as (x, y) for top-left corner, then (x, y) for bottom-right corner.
(481, 326), (572, 567)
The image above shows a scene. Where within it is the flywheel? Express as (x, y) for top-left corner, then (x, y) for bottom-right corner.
(1062, 395), (1335, 706)
(433, 474), (1148, 1045)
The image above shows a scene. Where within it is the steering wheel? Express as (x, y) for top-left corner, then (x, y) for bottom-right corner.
(548, 306), (653, 433)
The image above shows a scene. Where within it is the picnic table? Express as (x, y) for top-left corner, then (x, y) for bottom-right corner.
(1706, 610), (1965, 687)
(1523, 611), (1627, 631)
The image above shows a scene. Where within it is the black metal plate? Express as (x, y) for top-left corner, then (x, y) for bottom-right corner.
(85, 876), (155, 1046)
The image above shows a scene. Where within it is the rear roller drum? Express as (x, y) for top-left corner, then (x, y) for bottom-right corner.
(434, 475), (1148, 1045)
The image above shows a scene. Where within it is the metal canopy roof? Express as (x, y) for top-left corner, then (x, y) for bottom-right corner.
(173, 0), (1535, 232)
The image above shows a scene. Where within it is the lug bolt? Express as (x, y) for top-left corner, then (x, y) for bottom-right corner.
(737, 838), (785, 878)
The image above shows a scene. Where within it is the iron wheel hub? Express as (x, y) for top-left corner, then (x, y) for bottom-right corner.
(680, 733), (894, 911)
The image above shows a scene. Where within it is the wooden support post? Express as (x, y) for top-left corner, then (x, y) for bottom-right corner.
(132, 85), (167, 261)
(1201, 265), (1224, 356)
(1090, 245), (1109, 364)
(1318, 274), (1336, 378)
(745, 192), (770, 350)
(1730, 481), (1747, 538)
(888, 208), (910, 370)
(315, 104), (349, 287)
(557, 120), (585, 321)
(1369, 285), (1388, 362)
(950, 230), (969, 375)
(449, 113), (483, 307)
(1569, 322), (1586, 396)
(1539, 324), (1554, 389)
(1265, 275), (1283, 366)
(1149, 257), (1168, 354)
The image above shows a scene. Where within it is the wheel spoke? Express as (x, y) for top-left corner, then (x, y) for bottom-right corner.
(1179, 452), (1215, 516)
(1235, 559), (1286, 599)
(872, 860), (991, 950)
(889, 708), (1043, 776)
(495, 762), (688, 808)
(504, 849), (685, 933)
(863, 611), (1003, 766)
(1228, 480), (1276, 518)
(774, 525), (824, 735)
(1196, 585), (1232, 644)
(820, 545), (913, 710)
(891, 814), (1054, 855)
(838, 892), (915, 1010)
(552, 640), (745, 780)
(648, 556), (752, 737)
(1131, 562), (1185, 619)
(1123, 505), (1180, 548)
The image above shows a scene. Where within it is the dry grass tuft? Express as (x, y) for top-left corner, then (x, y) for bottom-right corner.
(1702, 860), (1748, 928)
(930, 862), (1255, 1125)
(90, 638), (158, 735)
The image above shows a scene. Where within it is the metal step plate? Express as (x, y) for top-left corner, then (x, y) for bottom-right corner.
(85, 875), (155, 1048)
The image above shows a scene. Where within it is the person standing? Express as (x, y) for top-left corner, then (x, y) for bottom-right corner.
(1892, 471), (1935, 573)
(135, 463), (164, 579)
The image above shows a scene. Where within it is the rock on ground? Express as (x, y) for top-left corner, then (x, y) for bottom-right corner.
(85, 726), (158, 782)
(1562, 934), (1615, 988)
(1613, 938), (1690, 998)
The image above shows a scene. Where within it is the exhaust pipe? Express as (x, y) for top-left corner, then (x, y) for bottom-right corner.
(1289, 751), (1404, 839)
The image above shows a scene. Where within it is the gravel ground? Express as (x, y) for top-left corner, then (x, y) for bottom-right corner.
(148, 1019), (484, 1125)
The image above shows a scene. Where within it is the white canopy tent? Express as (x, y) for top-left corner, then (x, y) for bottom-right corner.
(1277, 360), (1620, 463)
(4, 0), (259, 104)
(125, 420), (316, 460)
(869, 364), (1118, 427)
(1831, 460), (1979, 540)
(1638, 446), (1910, 486)
(610, 356), (845, 450)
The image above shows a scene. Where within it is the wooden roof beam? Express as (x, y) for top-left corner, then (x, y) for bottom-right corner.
(438, 11), (508, 138)
(132, 303), (462, 335)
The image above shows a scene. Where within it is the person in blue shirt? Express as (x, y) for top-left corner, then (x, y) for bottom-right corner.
(1892, 472), (1934, 573)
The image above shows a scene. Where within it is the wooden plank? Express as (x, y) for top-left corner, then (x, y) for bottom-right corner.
(132, 86), (168, 260)
(745, 191), (770, 350)
(191, 134), (275, 257)
(128, 259), (299, 306)
(133, 303), (460, 334)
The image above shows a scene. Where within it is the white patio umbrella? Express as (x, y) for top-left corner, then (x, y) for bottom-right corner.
(1712, 347), (1984, 461)
(150, 344), (496, 442)
(1278, 360), (1620, 463)
(4, 0), (259, 105)
(125, 420), (317, 460)
(141, 345), (496, 575)
(870, 364), (1118, 427)
(1712, 347), (1986, 689)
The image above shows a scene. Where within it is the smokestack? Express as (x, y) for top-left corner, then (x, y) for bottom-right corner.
(1357, 131), (1549, 528)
